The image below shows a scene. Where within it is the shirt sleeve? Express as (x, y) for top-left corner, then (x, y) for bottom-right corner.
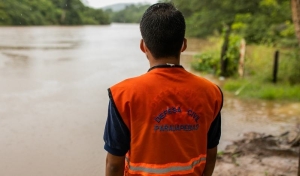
(207, 112), (221, 149)
(103, 98), (130, 156)
(207, 86), (223, 149)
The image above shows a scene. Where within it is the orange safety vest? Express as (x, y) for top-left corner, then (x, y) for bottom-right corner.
(109, 67), (223, 176)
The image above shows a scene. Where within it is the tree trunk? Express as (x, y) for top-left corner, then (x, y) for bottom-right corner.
(220, 23), (232, 77)
(291, 0), (300, 47)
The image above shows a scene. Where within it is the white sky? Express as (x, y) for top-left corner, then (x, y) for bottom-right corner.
(84, 0), (159, 8)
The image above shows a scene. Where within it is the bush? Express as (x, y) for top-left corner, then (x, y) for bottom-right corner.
(223, 35), (242, 77)
(191, 35), (242, 77)
(191, 52), (219, 74)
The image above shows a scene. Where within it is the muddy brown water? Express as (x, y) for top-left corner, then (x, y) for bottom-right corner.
(0, 24), (299, 176)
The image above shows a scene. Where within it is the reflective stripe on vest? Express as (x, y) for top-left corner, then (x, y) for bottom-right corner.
(126, 155), (206, 175)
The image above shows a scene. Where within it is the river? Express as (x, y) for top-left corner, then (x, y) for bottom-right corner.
(0, 24), (299, 176)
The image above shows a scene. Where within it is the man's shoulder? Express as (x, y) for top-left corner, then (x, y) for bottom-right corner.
(188, 72), (218, 87)
(186, 72), (222, 97)
(110, 73), (148, 90)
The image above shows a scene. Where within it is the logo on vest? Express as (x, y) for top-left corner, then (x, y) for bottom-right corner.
(154, 124), (199, 132)
(153, 107), (200, 132)
(187, 109), (200, 123)
(154, 107), (181, 123)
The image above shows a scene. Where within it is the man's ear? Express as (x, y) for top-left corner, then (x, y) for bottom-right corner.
(181, 38), (187, 52)
(140, 39), (146, 53)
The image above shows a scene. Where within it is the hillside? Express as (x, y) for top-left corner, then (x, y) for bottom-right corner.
(0, 0), (111, 25)
(102, 3), (133, 12)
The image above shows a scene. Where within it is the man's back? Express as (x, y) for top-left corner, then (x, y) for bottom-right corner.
(107, 66), (222, 175)
(104, 3), (223, 176)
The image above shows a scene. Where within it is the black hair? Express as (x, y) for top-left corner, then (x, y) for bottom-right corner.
(140, 3), (186, 59)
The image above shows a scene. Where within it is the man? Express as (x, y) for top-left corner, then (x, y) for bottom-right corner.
(103, 3), (223, 176)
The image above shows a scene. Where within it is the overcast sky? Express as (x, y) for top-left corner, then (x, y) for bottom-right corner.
(84, 0), (158, 8)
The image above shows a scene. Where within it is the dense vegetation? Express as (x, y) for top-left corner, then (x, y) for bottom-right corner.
(159, 0), (300, 85)
(0, 0), (110, 25)
(162, 0), (296, 44)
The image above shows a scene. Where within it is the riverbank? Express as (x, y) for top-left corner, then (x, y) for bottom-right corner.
(189, 73), (300, 176)
(182, 38), (300, 175)
(214, 129), (299, 176)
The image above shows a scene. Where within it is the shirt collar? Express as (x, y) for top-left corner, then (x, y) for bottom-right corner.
(148, 64), (184, 72)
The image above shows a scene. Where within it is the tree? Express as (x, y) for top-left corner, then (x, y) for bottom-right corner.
(161, 0), (294, 76)
(291, 0), (300, 46)
(171, 0), (262, 76)
(0, 0), (111, 26)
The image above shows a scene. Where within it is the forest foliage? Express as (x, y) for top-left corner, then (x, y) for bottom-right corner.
(108, 0), (299, 49)
(0, 0), (110, 25)
(159, 0), (300, 83)
(160, 0), (297, 46)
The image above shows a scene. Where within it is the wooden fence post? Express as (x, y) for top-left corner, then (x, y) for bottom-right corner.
(238, 39), (246, 77)
(272, 50), (280, 84)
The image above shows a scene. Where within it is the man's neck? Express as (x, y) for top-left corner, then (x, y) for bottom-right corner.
(149, 57), (180, 68)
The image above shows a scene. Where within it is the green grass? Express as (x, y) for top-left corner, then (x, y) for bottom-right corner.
(223, 44), (300, 101)
(191, 37), (300, 101)
(223, 79), (300, 101)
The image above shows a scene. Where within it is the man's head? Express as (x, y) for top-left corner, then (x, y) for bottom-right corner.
(140, 3), (186, 59)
